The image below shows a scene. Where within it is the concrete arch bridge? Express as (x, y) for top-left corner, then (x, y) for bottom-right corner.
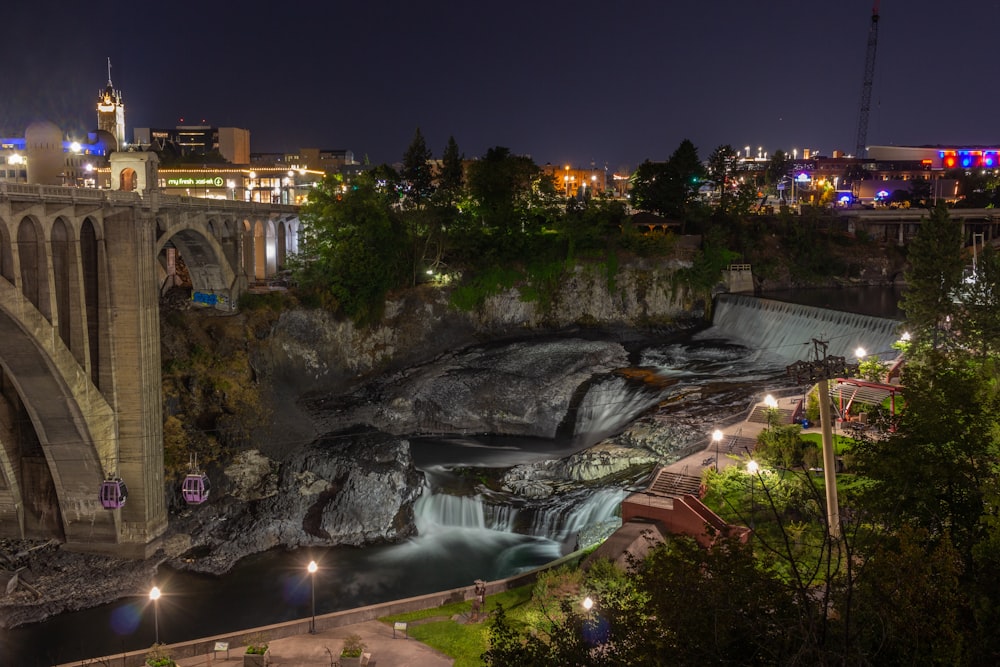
(0, 179), (300, 556)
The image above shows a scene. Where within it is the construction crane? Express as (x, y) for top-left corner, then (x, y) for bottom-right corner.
(854, 1), (881, 158)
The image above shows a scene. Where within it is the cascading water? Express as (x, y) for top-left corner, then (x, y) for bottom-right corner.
(526, 487), (627, 542)
(413, 486), (519, 533)
(710, 294), (902, 365)
(572, 375), (663, 445)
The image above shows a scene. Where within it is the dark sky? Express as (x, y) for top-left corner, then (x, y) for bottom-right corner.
(4, 1), (999, 170)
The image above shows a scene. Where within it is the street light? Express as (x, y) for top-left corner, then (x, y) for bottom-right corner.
(308, 560), (318, 634)
(764, 394), (778, 431)
(149, 586), (161, 645)
(712, 429), (723, 472)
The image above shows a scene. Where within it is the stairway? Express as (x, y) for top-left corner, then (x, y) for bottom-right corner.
(647, 469), (702, 496)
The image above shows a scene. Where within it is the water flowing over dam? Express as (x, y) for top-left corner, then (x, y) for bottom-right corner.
(709, 294), (904, 365)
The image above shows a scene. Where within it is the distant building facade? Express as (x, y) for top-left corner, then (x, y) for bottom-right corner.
(134, 125), (251, 164)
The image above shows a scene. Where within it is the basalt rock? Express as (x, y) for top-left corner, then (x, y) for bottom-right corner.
(167, 431), (424, 575)
(306, 338), (630, 438)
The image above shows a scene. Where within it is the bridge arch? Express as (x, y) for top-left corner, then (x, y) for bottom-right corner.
(16, 215), (51, 320)
(155, 220), (237, 303)
(0, 218), (12, 285)
(0, 280), (119, 545)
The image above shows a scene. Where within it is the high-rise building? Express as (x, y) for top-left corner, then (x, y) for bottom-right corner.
(96, 59), (126, 150)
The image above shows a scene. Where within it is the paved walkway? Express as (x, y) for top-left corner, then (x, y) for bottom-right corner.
(665, 393), (807, 476)
(173, 619), (455, 666)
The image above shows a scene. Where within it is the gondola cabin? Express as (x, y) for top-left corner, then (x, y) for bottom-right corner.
(182, 472), (210, 504)
(99, 478), (128, 509)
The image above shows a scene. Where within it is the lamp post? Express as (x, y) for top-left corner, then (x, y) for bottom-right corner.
(764, 394), (778, 431)
(149, 586), (161, 645)
(746, 460), (759, 530)
(712, 429), (723, 472)
(308, 560), (318, 634)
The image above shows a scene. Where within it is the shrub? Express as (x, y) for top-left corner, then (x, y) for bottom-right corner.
(145, 643), (176, 667)
(340, 633), (367, 658)
(245, 632), (269, 654)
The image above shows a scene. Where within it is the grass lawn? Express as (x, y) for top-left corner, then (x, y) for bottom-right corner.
(800, 431), (855, 455)
(380, 585), (534, 667)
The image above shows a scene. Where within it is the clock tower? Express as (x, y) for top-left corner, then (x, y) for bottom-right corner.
(97, 58), (126, 151)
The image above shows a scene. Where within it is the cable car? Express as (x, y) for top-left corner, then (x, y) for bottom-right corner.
(182, 471), (211, 504)
(99, 478), (128, 509)
(182, 453), (211, 504)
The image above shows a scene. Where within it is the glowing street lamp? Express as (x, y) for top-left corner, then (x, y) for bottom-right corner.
(712, 429), (723, 472)
(764, 394), (778, 431)
(149, 586), (161, 645)
(308, 560), (318, 634)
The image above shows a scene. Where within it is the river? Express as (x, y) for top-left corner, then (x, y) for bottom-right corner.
(1, 287), (905, 665)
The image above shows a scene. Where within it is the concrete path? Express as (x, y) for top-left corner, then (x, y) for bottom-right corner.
(174, 619), (454, 666)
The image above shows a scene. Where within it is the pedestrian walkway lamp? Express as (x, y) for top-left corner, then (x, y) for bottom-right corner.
(149, 585), (161, 645)
(308, 560), (318, 634)
(712, 430), (723, 472)
(764, 394), (778, 431)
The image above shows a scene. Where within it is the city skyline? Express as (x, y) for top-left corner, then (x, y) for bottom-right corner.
(3, 1), (997, 169)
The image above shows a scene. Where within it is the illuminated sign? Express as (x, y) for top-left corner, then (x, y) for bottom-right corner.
(165, 175), (226, 188)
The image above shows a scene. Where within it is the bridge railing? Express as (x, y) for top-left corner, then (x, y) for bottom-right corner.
(0, 183), (297, 214)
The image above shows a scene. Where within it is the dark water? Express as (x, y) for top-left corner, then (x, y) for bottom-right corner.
(759, 285), (905, 319)
(2, 286), (906, 665)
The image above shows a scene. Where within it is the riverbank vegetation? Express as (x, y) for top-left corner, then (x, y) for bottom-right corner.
(467, 205), (1000, 665)
(289, 135), (899, 327)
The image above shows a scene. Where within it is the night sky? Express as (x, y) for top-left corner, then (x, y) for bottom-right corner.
(3, 1), (999, 170)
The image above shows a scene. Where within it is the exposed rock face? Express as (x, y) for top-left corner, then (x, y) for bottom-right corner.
(306, 339), (631, 438)
(167, 431), (424, 574)
(260, 262), (692, 397)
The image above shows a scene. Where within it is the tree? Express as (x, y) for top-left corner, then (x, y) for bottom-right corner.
(852, 350), (1000, 564)
(629, 140), (704, 220)
(765, 149), (790, 192)
(466, 146), (540, 234)
(401, 127), (434, 209)
(898, 201), (964, 349)
(435, 136), (464, 205)
(292, 171), (409, 324)
(956, 244), (1000, 357)
(706, 144), (740, 212)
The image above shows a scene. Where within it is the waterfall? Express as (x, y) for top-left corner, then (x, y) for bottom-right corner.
(527, 487), (627, 541)
(709, 294), (902, 365)
(413, 486), (625, 543)
(413, 490), (519, 533)
(573, 375), (661, 443)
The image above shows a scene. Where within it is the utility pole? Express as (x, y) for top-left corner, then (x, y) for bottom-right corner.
(787, 339), (859, 538)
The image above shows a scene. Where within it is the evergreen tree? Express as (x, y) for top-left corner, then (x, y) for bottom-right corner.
(899, 201), (964, 349)
(436, 136), (464, 204)
(401, 127), (434, 209)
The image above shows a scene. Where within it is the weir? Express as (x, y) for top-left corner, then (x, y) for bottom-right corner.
(711, 294), (903, 365)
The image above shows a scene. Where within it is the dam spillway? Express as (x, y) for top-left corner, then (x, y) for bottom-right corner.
(710, 294), (903, 365)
